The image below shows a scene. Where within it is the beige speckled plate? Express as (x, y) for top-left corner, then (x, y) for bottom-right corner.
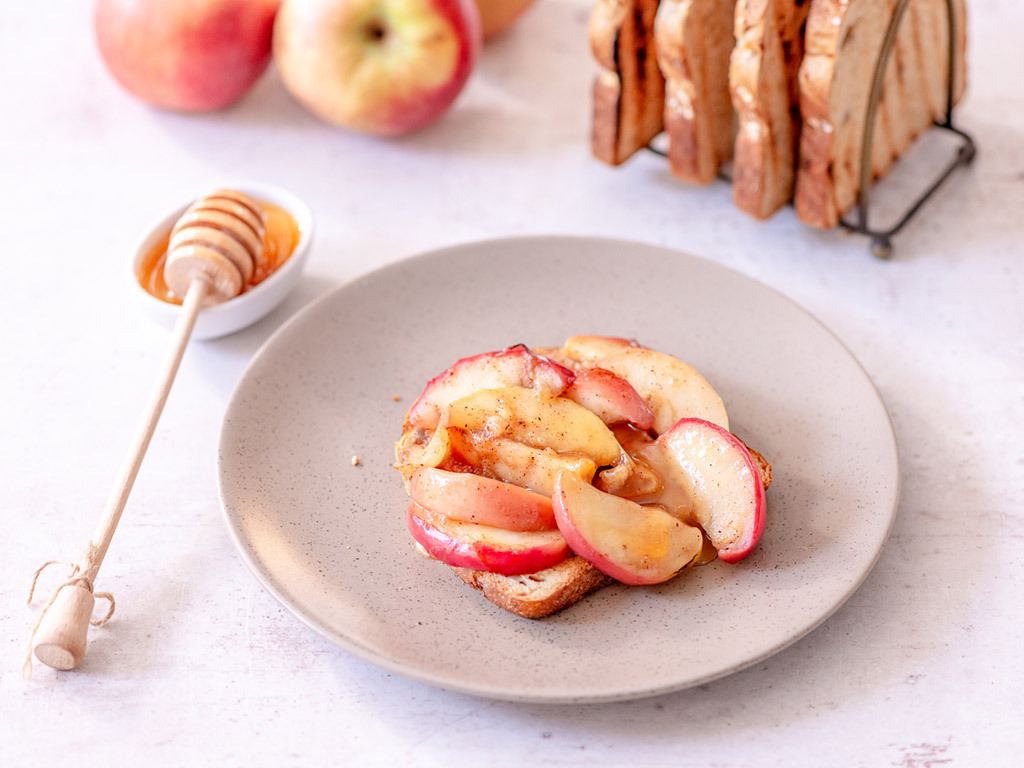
(217, 236), (899, 703)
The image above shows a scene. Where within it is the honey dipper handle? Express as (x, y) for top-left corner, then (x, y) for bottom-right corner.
(30, 278), (209, 671)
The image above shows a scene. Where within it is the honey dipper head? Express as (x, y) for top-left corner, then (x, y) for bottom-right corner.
(163, 189), (268, 306)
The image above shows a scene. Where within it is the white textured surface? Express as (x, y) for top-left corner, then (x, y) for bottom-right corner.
(2, 1), (1021, 765)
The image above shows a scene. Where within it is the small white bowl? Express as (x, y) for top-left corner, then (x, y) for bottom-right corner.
(131, 182), (314, 340)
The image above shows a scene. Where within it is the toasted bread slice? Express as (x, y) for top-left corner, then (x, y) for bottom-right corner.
(794, 0), (967, 229)
(451, 557), (614, 618)
(654, 0), (737, 183)
(590, 0), (665, 165)
(729, 0), (812, 218)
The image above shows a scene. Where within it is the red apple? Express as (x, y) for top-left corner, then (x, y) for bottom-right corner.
(552, 471), (703, 585)
(407, 504), (569, 575)
(94, 0), (279, 111)
(565, 367), (656, 430)
(410, 468), (556, 531)
(273, 0), (482, 136)
(474, 0), (536, 41)
(643, 418), (766, 562)
(407, 345), (574, 429)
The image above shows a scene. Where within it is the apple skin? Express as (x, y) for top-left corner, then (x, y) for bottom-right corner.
(552, 471), (703, 585)
(407, 345), (574, 429)
(407, 504), (569, 575)
(409, 467), (556, 531)
(646, 418), (767, 563)
(565, 367), (656, 430)
(474, 0), (536, 40)
(94, 0), (280, 111)
(273, 0), (482, 136)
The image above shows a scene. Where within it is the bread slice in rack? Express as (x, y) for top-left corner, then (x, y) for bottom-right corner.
(654, 0), (738, 183)
(794, 0), (967, 229)
(729, 0), (812, 218)
(590, 0), (665, 165)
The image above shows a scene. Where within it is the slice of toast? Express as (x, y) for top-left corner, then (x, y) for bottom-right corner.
(590, 0), (665, 165)
(451, 557), (614, 619)
(654, 0), (737, 183)
(729, 0), (812, 218)
(794, 0), (967, 229)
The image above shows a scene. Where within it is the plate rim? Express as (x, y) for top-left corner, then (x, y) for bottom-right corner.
(217, 234), (901, 703)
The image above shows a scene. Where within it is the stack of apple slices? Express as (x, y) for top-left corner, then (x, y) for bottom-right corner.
(394, 336), (770, 615)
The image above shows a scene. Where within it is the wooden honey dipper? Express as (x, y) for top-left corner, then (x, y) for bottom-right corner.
(25, 190), (267, 674)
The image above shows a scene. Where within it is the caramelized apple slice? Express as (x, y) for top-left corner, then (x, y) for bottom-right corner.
(407, 504), (569, 576)
(450, 431), (597, 497)
(565, 367), (656, 430)
(394, 424), (451, 484)
(407, 345), (574, 429)
(446, 386), (622, 466)
(641, 418), (766, 563)
(552, 472), (703, 585)
(595, 347), (729, 434)
(409, 468), (557, 531)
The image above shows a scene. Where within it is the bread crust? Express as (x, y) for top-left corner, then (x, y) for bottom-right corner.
(729, 0), (811, 218)
(654, 0), (737, 183)
(795, 0), (967, 229)
(590, 0), (665, 165)
(451, 558), (614, 619)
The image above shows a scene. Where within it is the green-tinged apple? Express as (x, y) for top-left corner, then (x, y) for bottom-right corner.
(273, 0), (482, 136)
(474, 0), (536, 40)
(410, 468), (557, 531)
(95, 0), (280, 111)
(408, 504), (569, 575)
(552, 471), (703, 585)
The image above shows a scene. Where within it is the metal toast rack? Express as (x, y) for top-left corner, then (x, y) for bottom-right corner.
(644, 0), (976, 259)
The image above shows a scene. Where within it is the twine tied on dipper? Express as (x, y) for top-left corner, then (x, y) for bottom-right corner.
(23, 560), (115, 679)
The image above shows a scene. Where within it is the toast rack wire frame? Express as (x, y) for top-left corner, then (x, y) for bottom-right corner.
(645, 0), (977, 259)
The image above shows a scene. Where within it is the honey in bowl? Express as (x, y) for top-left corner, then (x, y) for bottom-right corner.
(137, 200), (301, 305)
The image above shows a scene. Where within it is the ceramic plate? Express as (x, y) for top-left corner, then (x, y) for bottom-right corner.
(218, 236), (899, 703)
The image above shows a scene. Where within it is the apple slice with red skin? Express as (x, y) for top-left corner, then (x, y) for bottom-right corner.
(594, 347), (729, 434)
(407, 504), (569, 575)
(565, 367), (656, 430)
(552, 472), (703, 585)
(407, 345), (575, 430)
(642, 418), (766, 563)
(410, 467), (556, 531)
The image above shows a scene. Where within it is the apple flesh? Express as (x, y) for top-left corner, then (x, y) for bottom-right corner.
(565, 367), (656, 430)
(408, 504), (569, 575)
(410, 467), (556, 531)
(552, 472), (703, 585)
(94, 0), (279, 111)
(594, 347), (729, 434)
(273, 0), (482, 136)
(446, 386), (623, 466)
(642, 418), (766, 563)
(407, 345), (574, 430)
(449, 431), (597, 497)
